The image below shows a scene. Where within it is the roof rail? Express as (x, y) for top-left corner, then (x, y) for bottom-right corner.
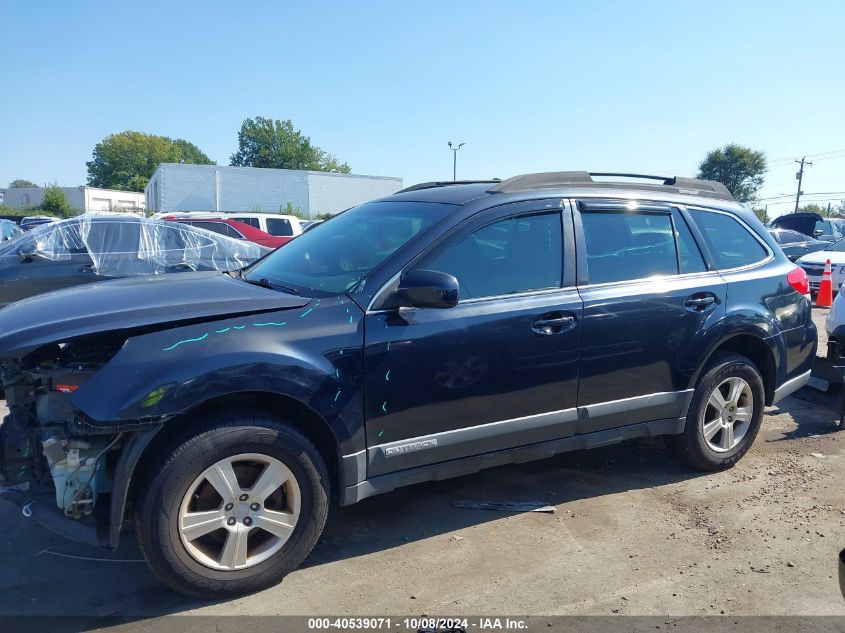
(395, 179), (501, 194)
(487, 171), (734, 201)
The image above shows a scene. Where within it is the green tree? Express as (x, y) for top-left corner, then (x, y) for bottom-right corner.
(697, 144), (767, 203)
(230, 116), (351, 173)
(8, 179), (38, 188)
(171, 138), (214, 165)
(798, 203), (831, 216)
(40, 185), (75, 217)
(86, 131), (214, 192)
(280, 201), (306, 218)
(752, 207), (770, 224)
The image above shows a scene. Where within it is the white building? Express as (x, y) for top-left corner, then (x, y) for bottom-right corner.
(144, 164), (403, 217)
(2, 186), (145, 212)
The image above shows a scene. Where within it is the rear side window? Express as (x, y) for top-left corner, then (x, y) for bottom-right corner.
(426, 212), (562, 300)
(266, 218), (293, 236)
(779, 230), (804, 244)
(581, 212), (678, 284)
(188, 221), (228, 236)
(233, 217), (260, 229)
(691, 211), (768, 269)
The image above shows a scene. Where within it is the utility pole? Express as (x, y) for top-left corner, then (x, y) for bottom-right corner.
(794, 156), (812, 213)
(448, 141), (465, 181)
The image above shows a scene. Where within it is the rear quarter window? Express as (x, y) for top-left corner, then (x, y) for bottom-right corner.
(691, 211), (768, 269)
(266, 218), (293, 236)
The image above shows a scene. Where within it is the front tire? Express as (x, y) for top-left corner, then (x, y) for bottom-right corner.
(669, 353), (765, 471)
(136, 411), (329, 598)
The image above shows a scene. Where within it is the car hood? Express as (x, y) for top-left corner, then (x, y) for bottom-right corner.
(0, 271), (310, 358)
(796, 250), (842, 266)
(770, 212), (823, 238)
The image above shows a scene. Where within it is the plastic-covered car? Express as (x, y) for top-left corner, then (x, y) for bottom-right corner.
(19, 215), (59, 231)
(0, 219), (22, 242)
(0, 214), (268, 307)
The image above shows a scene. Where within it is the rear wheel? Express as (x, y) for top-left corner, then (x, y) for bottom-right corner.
(136, 412), (329, 598)
(669, 353), (765, 471)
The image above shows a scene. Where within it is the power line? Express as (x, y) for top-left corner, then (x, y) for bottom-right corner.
(767, 148), (845, 164)
(765, 198), (844, 206)
(807, 148), (845, 158)
(757, 190), (845, 201)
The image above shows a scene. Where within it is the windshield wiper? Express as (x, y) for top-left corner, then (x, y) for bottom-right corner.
(246, 277), (275, 290)
(272, 283), (300, 296)
(241, 273), (301, 296)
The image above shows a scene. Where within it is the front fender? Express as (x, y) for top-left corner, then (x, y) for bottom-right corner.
(69, 300), (365, 455)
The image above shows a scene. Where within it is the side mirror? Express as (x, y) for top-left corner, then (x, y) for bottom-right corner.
(814, 229), (824, 238)
(396, 269), (459, 309)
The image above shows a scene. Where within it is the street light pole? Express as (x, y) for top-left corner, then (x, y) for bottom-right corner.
(448, 141), (465, 181)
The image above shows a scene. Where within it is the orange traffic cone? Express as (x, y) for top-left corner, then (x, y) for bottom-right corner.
(817, 259), (834, 307)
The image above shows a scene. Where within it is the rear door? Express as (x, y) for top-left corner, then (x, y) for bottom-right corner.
(573, 200), (726, 433)
(363, 201), (582, 476)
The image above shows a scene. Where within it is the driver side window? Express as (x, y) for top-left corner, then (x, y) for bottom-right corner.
(424, 212), (562, 300)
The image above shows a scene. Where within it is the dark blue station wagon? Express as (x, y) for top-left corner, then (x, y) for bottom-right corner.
(0, 172), (817, 597)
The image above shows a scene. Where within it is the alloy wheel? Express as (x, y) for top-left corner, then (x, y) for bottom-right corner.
(178, 453), (301, 571)
(701, 377), (754, 453)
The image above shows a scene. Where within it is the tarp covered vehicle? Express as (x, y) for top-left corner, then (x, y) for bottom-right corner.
(0, 214), (268, 307)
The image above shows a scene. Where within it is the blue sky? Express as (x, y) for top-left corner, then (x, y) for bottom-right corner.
(1, 0), (843, 217)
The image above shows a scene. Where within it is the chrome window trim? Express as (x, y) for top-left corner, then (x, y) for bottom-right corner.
(365, 204), (569, 313)
(575, 269), (723, 291)
(366, 280), (578, 315)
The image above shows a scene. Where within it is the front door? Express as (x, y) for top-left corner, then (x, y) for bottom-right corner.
(363, 202), (582, 476)
(0, 252), (96, 306)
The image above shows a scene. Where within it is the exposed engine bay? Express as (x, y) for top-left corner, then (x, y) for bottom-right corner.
(0, 334), (127, 519)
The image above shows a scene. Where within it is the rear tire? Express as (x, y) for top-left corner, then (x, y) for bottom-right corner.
(135, 411), (329, 599)
(668, 353), (765, 471)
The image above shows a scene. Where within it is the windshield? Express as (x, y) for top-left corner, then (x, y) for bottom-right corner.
(245, 200), (454, 295)
(817, 219), (845, 241)
(824, 238), (845, 252)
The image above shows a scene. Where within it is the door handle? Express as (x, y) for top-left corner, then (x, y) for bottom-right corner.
(685, 294), (717, 311)
(532, 313), (576, 335)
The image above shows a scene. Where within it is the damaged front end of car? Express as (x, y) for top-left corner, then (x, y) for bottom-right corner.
(0, 271), (314, 548)
(0, 332), (143, 543)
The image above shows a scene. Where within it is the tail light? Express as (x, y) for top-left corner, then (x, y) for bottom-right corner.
(787, 266), (810, 297)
